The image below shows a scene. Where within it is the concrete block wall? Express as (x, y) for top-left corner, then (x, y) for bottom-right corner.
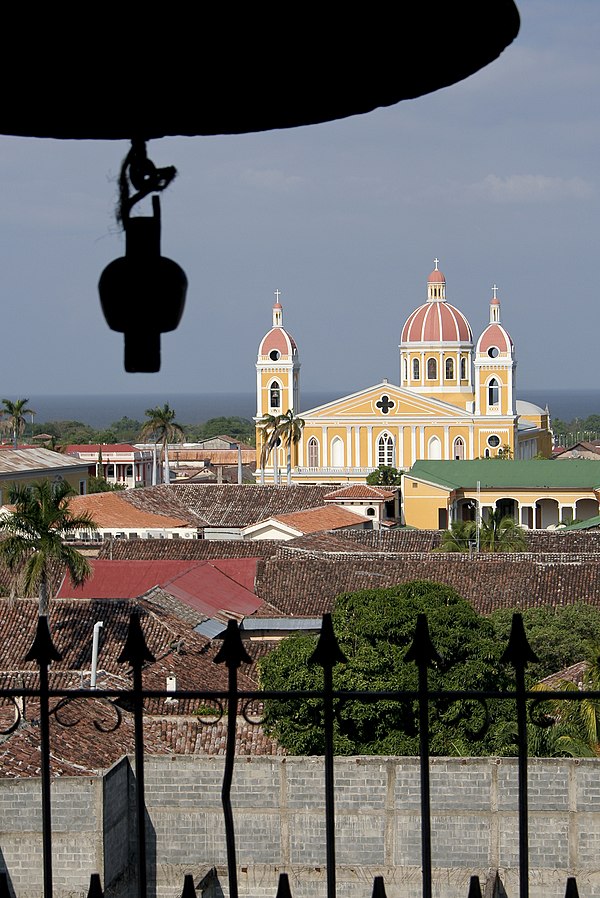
(4, 756), (600, 897)
(139, 756), (600, 898)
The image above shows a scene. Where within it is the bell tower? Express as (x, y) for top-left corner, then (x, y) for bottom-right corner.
(256, 291), (300, 420)
(474, 286), (516, 418)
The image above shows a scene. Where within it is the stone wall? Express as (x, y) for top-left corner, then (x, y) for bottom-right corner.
(4, 756), (600, 898)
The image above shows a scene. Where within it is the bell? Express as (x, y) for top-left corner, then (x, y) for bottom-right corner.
(98, 196), (187, 373)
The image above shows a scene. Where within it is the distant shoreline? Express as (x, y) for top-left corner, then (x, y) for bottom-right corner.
(19, 389), (600, 430)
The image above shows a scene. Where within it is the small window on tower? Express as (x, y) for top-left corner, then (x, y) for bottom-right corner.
(445, 358), (454, 380)
(412, 358), (420, 380)
(487, 346), (500, 359)
(270, 381), (281, 408)
(269, 350), (280, 361)
(427, 358), (437, 380)
(460, 357), (467, 380)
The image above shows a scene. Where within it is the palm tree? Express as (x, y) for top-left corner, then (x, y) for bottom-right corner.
(257, 413), (283, 485)
(437, 519), (476, 552)
(276, 409), (305, 485)
(2, 398), (35, 448)
(0, 480), (98, 616)
(141, 403), (184, 485)
(479, 509), (527, 552)
(531, 652), (600, 757)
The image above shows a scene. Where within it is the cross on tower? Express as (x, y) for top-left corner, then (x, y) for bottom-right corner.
(376, 395), (395, 415)
(492, 284), (498, 299)
(274, 289), (282, 302)
(433, 258), (439, 270)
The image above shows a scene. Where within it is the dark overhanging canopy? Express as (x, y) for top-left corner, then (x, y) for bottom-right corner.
(1, 2), (519, 139)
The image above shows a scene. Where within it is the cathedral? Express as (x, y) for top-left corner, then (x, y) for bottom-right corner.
(255, 262), (552, 484)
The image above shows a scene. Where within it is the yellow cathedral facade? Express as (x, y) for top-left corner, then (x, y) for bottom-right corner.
(255, 263), (552, 484)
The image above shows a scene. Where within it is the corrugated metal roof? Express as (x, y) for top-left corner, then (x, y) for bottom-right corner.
(0, 447), (89, 475)
(407, 460), (600, 491)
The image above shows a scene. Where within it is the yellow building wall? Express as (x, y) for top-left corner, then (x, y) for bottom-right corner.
(403, 478), (451, 529)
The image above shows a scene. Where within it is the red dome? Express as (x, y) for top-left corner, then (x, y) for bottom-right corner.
(477, 323), (513, 354)
(258, 327), (297, 357)
(401, 301), (472, 344)
(427, 268), (446, 284)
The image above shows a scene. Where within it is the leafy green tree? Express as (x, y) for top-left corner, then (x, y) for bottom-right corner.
(366, 465), (402, 486)
(87, 475), (126, 493)
(260, 581), (514, 756)
(0, 481), (97, 615)
(491, 604), (600, 682)
(141, 403), (184, 485)
(2, 398), (35, 448)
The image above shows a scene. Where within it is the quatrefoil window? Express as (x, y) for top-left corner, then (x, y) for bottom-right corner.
(376, 395), (395, 415)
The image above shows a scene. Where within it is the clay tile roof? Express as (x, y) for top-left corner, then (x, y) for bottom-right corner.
(68, 492), (193, 529)
(270, 505), (367, 534)
(97, 538), (280, 562)
(123, 483), (335, 529)
(325, 485), (396, 500)
(65, 444), (142, 455)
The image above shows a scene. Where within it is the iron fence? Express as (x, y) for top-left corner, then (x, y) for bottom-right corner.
(0, 611), (594, 898)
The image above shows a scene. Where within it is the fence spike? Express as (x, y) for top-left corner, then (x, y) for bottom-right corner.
(500, 612), (538, 670)
(0, 872), (11, 898)
(404, 612), (442, 667)
(467, 875), (483, 898)
(214, 618), (252, 669)
(372, 874), (388, 897)
(309, 613), (347, 668)
(117, 612), (155, 668)
(181, 873), (197, 896)
(23, 615), (62, 665)
(87, 872), (104, 897)
(565, 877), (580, 898)
(275, 872), (293, 898)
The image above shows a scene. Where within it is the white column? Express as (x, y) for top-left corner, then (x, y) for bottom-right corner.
(322, 426), (328, 466)
(420, 351), (425, 386)
(256, 369), (263, 416)
(298, 436), (304, 467)
(355, 427), (361, 468)
(419, 426), (425, 458)
(397, 426), (404, 468)
(346, 426), (352, 468)
(469, 424), (474, 459)
(443, 426), (450, 459)
(411, 427), (416, 464)
(367, 426), (373, 467)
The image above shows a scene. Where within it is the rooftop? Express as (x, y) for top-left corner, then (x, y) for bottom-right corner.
(407, 459), (600, 491)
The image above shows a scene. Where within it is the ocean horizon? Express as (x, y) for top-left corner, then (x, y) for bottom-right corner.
(17, 389), (600, 430)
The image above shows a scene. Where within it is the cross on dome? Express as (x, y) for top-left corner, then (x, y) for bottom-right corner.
(433, 258), (439, 270)
(274, 289), (282, 304)
(492, 284), (498, 299)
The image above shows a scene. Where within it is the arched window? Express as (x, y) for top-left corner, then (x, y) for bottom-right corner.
(453, 437), (465, 460)
(331, 437), (344, 467)
(428, 435), (442, 459)
(412, 358), (420, 380)
(445, 358), (454, 380)
(488, 378), (500, 407)
(270, 380), (281, 408)
(308, 437), (319, 468)
(427, 358), (437, 380)
(378, 432), (394, 466)
(460, 357), (467, 380)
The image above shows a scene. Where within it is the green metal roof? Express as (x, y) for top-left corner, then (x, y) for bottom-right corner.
(407, 460), (600, 491)
(561, 515), (600, 531)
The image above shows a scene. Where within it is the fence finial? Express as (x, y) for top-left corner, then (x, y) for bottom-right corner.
(565, 877), (580, 898)
(500, 612), (538, 669)
(214, 618), (252, 669)
(372, 875), (388, 897)
(117, 612), (155, 668)
(404, 613), (442, 667)
(309, 613), (347, 668)
(87, 872), (104, 897)
(467, 875), (483, 898)
(275, 872), (293, 898)
(181, 873), (197, 896)
(24, 615), (62, 665)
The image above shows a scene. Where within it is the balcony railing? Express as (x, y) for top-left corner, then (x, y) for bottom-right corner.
(0, 612), (593, 898)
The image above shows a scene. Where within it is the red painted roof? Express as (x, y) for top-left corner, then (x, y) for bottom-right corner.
(427, 267), (446, 283)
(258, 327), (297, 355)
(56, 558), (261, 618)
(478, 322), (513, 353)
(66, 443), (144, 455)
(401, 301), (472, 344)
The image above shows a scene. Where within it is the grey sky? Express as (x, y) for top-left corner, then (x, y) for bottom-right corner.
(0, 0), (597, 398)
